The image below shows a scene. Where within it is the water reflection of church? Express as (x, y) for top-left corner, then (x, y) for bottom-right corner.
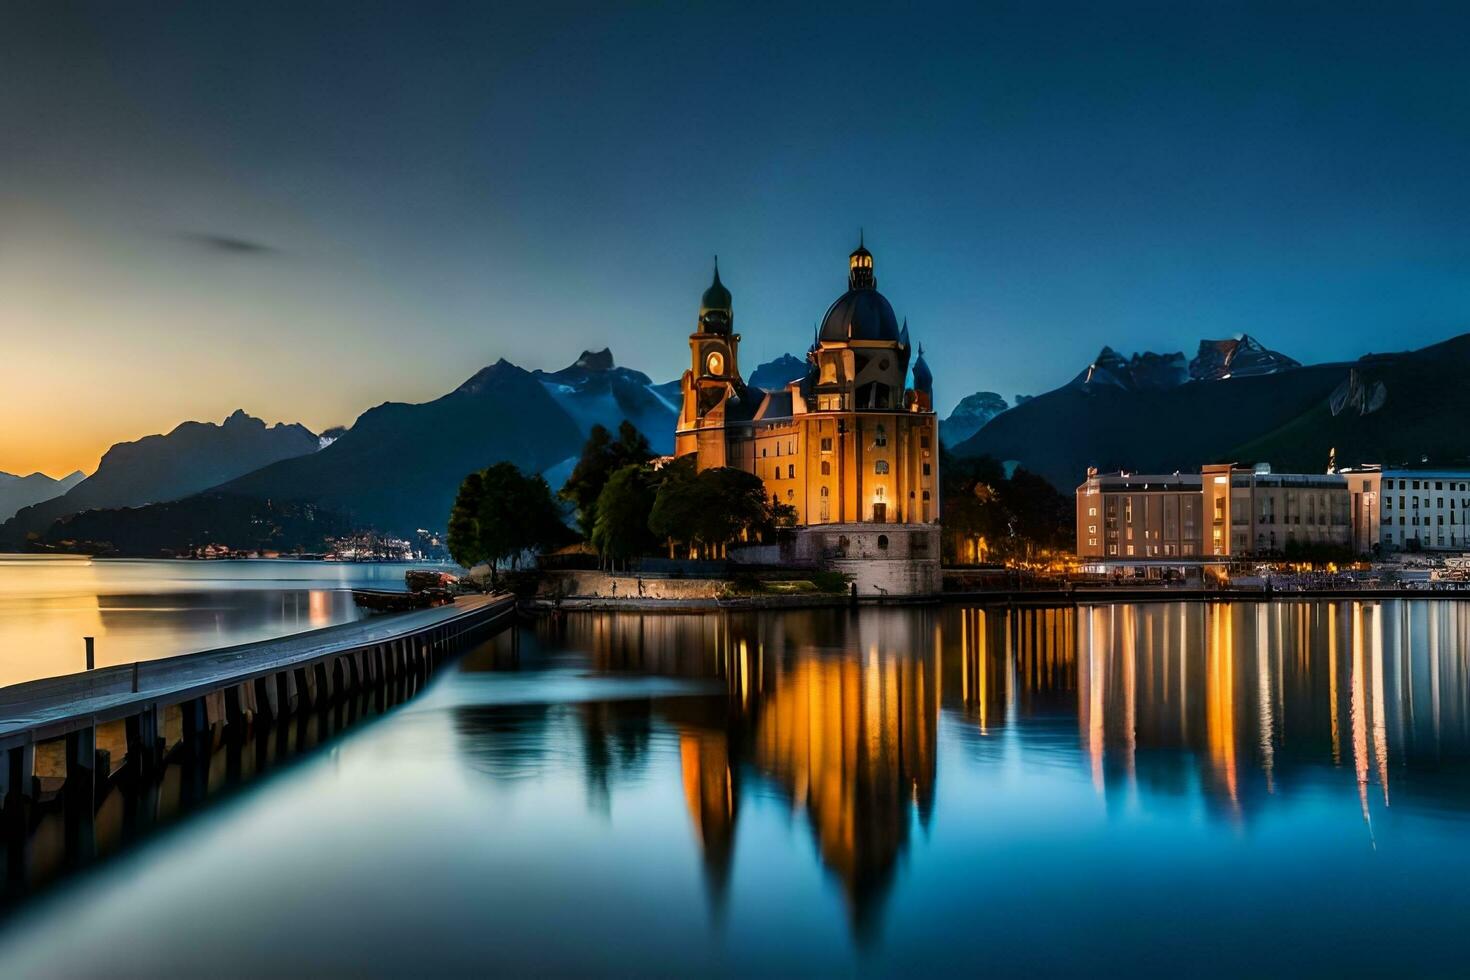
(559, 610), (939, 932)
(461, 599), (1470, 937)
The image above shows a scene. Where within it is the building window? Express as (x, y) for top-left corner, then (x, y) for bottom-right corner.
(820, 486), (829, 497)
(922, 462), (931, 476)
(821, 461), (831, 476)
(875, 460), (890, 475)
(877, 534), (889, 550)
(920, 435), (931, 449)
(820, 437), (832, 452)
(922, 490), (931, 500)
(787, 464), (794, 479)
(874, 425), (888, 448)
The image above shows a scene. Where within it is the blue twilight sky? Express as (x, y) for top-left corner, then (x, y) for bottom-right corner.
(3, 1), (1469, 475)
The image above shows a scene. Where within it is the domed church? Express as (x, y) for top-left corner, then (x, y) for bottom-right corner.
(674, 239), (940, 593)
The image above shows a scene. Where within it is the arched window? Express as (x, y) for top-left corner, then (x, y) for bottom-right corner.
(821, 461), (831, 476)
(874, 424), (888, 448)
(820, 486), (829, 497)
(877, 534), (889, 550)
(787, 464), (794, 478)
(874, 459), (890, 475)
(922, 490), (931, 500)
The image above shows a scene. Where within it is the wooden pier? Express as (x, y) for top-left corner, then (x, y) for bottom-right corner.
(0, 592), (516, 819)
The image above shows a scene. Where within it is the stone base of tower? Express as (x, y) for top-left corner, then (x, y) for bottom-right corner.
(787, 523), (942, 597)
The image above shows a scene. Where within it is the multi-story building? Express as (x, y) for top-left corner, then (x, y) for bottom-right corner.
(1339, 466), (1470, 552)
(675, 240), (941, 593)
(1075, 470), (1203, 559)
(1200, 464), (1352, 556)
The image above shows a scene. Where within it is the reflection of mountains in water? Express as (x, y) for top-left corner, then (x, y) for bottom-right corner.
(451, 600), (1470, 937)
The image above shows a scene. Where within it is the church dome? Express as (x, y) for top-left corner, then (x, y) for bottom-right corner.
(818, 235), (900, 343)
(819, 288), (900, 343)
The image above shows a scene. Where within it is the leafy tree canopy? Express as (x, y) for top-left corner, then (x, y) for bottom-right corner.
(941, 450), (1073, 562)
(591, 463), (658, 567)
(649, 461), (789, 559)
(448, 462), (572, 579)
(561, 421), (654, 537)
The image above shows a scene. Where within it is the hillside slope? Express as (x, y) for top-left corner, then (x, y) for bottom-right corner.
(1227, 334), (1470, 471)
(953, 364), (1346, 489)
(215, 360), (585, 535)
(954, 332), (1470, 490)
(3, 411), (317, 540)
(0, 470), (85, 522)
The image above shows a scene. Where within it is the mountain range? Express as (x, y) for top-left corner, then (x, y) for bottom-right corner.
(954, 332), (1470, 490)
(17, 330), (1470, 554)
(2, 411), (320, 543)
(0, 470), (86, 523)
(939, 392), (1010, 448)
(1068, 334), (1300, 391)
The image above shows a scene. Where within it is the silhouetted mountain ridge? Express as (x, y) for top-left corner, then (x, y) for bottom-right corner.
(0, 470), (86, 523)
(954, 332), (1470, 489)
(2, 411), (318, 542)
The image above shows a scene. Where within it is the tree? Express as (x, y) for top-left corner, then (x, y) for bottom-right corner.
(447, 462), (572, 581)
(649, 457), (705, 558)
(591, 464), (658, 568)
(940, 451), (1073, 563)
(649, 462), (789, 559)
(561, 421), (654, 537)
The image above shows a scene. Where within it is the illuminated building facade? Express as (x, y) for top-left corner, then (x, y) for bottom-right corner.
(675, 240), (942, 593)
(1338, 466), (1470, 552)
(1076, 463), (1358, 559)
(1200, 463), (1352, 556)
(1076, 469), (1203, 559)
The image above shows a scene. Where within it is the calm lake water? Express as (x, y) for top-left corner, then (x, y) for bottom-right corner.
(0, 556), (427, 688)
(4, 599), (1470, 975)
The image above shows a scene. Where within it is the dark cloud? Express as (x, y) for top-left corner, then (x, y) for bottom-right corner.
(177, 232), (277, 256)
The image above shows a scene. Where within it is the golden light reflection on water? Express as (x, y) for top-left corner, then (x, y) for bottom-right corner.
(528, 597), (1470, 936)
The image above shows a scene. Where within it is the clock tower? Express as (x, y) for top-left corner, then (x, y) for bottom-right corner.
(675, 260), (746, 463)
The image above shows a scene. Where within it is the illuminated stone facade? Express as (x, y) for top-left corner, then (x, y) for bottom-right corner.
(674, 243), (941, 594)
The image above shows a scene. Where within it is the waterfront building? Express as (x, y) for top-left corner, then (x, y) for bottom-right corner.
(1200, 464), (1352, 556)
(1338, 466), (1470, 552)
(675, 241), (941, 593)
(1075, 462), (1355, 560)
(1075, 469), (1203, 559)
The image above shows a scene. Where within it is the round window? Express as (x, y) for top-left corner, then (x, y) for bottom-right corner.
(706, 351), (725, 376)
(879, 357), (890, 370)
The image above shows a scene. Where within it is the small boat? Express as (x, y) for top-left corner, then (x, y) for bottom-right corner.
(406, 568), (459, 592)
(351, 588), (455, 613)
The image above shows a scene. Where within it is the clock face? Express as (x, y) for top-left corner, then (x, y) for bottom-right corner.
(706, 351), (725, 376)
